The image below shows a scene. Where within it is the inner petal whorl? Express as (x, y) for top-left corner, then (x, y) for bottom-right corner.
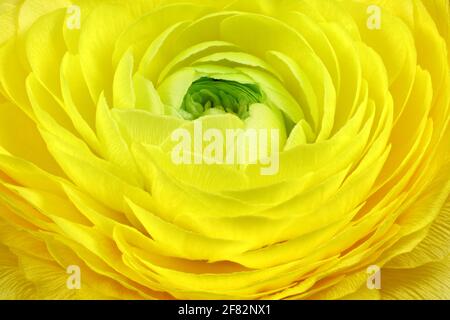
(179, 77), (264, 120)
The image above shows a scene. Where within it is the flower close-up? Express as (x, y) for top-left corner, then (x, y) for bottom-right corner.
(0, 0), (449, 300)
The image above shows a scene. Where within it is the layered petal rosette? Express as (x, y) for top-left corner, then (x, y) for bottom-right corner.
(0, 0), (449, 299)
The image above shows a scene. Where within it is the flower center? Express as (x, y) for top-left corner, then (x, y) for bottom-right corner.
(179, 77), (264, 120)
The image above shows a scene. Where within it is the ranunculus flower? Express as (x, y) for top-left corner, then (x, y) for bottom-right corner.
(0, 0), (448, 300)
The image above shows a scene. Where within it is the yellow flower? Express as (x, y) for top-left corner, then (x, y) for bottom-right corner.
(0, 0), (449, 300)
